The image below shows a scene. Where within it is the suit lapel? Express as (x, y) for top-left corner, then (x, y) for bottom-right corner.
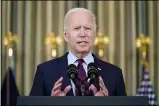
(58, 52), (74, 96)
(93, 54), (103, 75)
(92, 54), (103, 91)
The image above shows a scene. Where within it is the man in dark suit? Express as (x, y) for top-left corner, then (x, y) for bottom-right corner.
(30, 8), (127, 96)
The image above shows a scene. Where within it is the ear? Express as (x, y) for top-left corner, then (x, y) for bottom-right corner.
(63, 31), (68, 42)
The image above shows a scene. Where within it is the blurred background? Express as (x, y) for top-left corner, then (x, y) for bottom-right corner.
(1, 1), (159, 105)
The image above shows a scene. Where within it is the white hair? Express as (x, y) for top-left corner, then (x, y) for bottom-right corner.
(64, 8), (97, 31)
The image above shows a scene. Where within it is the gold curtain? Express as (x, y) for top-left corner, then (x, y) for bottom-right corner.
(1, 1), (159, 103)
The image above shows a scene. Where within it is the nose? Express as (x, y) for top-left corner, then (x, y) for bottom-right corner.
(79, 27), (86, 37)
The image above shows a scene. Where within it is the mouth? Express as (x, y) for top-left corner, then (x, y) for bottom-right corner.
(77, 41), (88, 44)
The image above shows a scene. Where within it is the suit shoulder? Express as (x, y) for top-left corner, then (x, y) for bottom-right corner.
(103, 60), (121, 70)
(97, 58), (122, 74)
(37, 56), (63, 68)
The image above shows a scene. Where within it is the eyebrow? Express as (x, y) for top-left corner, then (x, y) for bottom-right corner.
(72, 25), (92, 28)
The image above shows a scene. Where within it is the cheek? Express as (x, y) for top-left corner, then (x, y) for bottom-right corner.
(71, 32), (79, 39)
(68, 33), (77, 44)
(89, 33), (96, 42)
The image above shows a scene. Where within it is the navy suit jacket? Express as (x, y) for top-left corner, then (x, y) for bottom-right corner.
(30, 52), (127, 96)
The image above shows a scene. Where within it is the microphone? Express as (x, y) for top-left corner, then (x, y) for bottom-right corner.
(87, 62), (99, 84)
(67, 64), (78, 86)
(67, 64), (83, 95)
(67, 64), (78, 80)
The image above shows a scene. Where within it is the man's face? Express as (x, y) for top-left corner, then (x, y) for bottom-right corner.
(64, 11), (96, 54)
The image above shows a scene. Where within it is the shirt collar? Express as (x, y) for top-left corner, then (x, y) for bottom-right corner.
(67, 51), (94, 65)
(67, 51), (78, 65)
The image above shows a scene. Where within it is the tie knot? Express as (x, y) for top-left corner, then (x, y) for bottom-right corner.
(77, 59), (84, 64)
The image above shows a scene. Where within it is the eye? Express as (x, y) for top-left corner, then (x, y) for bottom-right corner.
(74, 26), (81, 30)
(86, 28), (91, 30)
(84, 27), (91, 30)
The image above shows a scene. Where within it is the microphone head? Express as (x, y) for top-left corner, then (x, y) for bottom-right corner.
(67, 64), (78, 79)
(87, 62), (99, 80)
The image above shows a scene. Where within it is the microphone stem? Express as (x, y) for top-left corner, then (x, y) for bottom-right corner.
(80, 84), (85, 96)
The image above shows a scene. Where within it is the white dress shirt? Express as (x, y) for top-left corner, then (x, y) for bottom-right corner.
(67, 51), (94, 96)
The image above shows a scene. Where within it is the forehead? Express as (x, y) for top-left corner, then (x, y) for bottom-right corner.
(67, 12), (94, 26)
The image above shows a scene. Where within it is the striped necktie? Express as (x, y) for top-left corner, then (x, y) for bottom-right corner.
(75, 59), (90, 96)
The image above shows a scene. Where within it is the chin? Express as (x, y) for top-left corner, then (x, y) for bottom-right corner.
(75, 46), (91, 53)
(77, 49), (90, 54)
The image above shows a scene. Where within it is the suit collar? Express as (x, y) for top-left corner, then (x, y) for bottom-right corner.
(92, 54), (102, 69)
